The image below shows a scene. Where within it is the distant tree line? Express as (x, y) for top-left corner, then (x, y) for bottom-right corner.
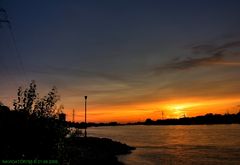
(64, 113), (240, 128)
(66, 121), (119, 128)
(143, 112), (240, 125)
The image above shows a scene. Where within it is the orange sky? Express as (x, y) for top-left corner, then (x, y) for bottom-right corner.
(63, 96), (240, 123)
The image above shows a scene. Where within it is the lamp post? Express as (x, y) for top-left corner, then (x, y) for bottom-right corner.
(84, 96), (87, 137)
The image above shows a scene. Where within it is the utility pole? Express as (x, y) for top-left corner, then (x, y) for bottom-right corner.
(0, 8), (27, 82)
(0, 8), (10, 25)
(72, 109), (75, 122)
(84, 96), (87, 137)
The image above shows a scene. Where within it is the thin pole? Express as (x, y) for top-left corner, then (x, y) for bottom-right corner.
(84, 96), (87, 137)
(72, 109), (75, 122)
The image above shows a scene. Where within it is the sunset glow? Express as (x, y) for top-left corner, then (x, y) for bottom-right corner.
(1, 1), (240, 123)
(61, 96), (240, 123)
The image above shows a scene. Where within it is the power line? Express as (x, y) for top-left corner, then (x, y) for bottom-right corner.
(0, 8), (28, 84)
(84, 96), (87, 137)
(8, 24), (28, 83)
(0, 8), (20, 101)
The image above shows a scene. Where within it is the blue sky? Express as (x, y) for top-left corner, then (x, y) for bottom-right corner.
(1, 0), (240, 122)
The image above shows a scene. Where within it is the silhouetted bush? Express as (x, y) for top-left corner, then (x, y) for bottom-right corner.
(0, 82), (68, 161)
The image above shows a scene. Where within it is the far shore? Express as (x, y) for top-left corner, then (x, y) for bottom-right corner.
(66, 112), (240, 128)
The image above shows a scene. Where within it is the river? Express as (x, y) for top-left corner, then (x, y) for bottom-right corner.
(88, 124), (240, 165)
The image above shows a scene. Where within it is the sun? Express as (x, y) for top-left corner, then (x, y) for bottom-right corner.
(173, 105), (186, 111)
(164, 102), (202, 118)
(171, 105), (187, 117)
(168, 104), (190, 112)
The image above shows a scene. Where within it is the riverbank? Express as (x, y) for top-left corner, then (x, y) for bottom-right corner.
(0, 107), (135, 164)
(64, 137), (135, 165)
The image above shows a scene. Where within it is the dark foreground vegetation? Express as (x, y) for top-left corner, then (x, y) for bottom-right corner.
(0, 81), (134, 165)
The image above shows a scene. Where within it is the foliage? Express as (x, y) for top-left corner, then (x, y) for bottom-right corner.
(13, 81), (37, 113)
(13, 81), (60, 118)
(0, 81), (69, 161)
(34, 86), (59, 118)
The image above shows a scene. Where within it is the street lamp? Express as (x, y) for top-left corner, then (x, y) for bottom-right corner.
(84, 96), (87, 137)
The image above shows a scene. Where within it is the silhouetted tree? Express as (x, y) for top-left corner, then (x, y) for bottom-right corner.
(13, 81), (59, 118)
(13, 80), (37, 114)
(34, 86), (59, 118)
(2, 81), (68, 161)
(145, 118), (154, 125)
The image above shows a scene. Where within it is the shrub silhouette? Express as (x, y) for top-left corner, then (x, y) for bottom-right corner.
(0, 81), (68, 160)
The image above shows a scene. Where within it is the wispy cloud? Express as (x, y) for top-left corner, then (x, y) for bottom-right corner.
(154, 40), (240, 73)
(192, 41), (240, 54)
(156, 51), (224, 70)
(28, 65), (129, 83)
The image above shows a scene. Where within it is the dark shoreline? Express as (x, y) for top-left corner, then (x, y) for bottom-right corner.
(0, 106), (135, 165)
(0, 136), (135, 165)
(64, 137), (135, 165)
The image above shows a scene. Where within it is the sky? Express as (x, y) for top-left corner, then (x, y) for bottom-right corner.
(1, 0), (240, 123)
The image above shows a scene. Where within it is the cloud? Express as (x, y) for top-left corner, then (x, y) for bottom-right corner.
(154, 40), (240, 73)
(157, 51), (224, 70)
(28, 65), (128, 83)
(192, 41), (240, 54)
(191, 44), (216, 54)
(218, 41), (240, 50)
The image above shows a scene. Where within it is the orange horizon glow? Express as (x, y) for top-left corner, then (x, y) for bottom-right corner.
(63, 96), (240, 123)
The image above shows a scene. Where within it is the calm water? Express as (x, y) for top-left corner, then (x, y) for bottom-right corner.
(88, 125), (240, 165)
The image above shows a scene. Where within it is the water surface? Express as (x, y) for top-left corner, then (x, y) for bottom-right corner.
(88, 125), (240, 165)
